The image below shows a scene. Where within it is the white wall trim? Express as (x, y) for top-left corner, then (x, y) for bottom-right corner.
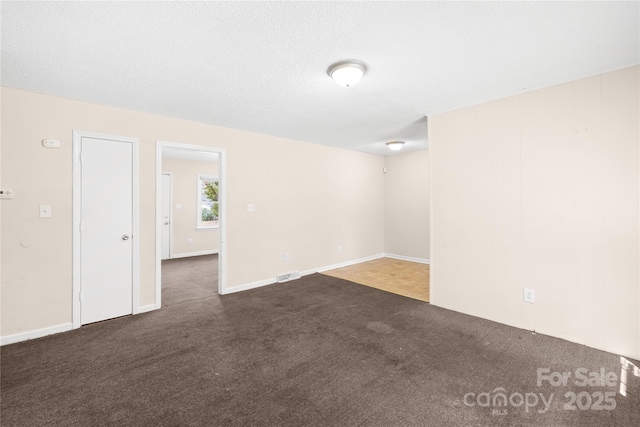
(1, 323), (73, 346)
(137, 304), (159, 314)
(428, 118), (436, 305)
(384, 253), (430, 264)
(221, 277), (277, 295)
(132, 137), (141, 315)
(156, 141), (227, 304)
(1, 303), (159, 345)
(171, 250), (219, 259)
(311, 253), (385, 274)
(161, 172), (174, 260)
(222, 254), (386, 295)
(155, 144), (163, 308)
(0, 304), (159, 346)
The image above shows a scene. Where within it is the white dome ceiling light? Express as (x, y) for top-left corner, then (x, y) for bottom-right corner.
(327, 60), (367, 87)
(385, 141), (406, 151)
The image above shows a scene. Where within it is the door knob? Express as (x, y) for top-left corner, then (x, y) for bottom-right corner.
(122, 234), (130, 241)
(164, 221), (169, 225)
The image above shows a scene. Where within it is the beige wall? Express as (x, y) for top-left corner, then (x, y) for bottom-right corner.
(384, 150), (430, 260)
(430, 66), (640, 360)
(0, 87), (385, 338)
(162, 158), (219, 257)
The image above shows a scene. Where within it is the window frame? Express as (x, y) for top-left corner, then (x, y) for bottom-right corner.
(196, 174), (219, 230)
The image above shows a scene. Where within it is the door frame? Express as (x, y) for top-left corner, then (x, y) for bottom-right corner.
(155, 141), (227, 307)
(72, 130), (140, 329)
(161, 172), (174, 260)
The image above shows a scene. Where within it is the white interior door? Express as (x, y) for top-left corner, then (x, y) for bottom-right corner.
(80, 136), (133, 325)
(161, 173), (172, 260)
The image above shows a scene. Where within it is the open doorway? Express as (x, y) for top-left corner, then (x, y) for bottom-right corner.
(155, 141), (227, 309)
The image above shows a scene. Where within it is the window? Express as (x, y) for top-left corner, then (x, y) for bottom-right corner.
(197, 174), (219, 229)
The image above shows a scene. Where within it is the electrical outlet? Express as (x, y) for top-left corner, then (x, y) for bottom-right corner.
(337, 245), (342, 253)
(188, 238), (193, 245)
(284, 253), (290, 262)
(523, 288), (535, 304)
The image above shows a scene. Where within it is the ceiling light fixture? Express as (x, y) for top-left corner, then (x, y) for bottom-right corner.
(327, 60), (367, 87)
(386, 141), (405, 151)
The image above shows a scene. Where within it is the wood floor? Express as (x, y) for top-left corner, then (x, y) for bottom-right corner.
(321, 257), (430, 302)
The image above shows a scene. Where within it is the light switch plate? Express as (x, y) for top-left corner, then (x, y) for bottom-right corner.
(40, 205), (52, 218)
(0, 189), (14, 199)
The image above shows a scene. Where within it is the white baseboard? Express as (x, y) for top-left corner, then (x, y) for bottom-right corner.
(137, 304), (159, 314)
(221, 277), (277, 295)
(170, 250), (218, 259)
(1, 305), (160, 346)
(384, 253), (430, 264)
(1, 322), (73, 346)
(222, 253), (386, 295)
(222, 253), (428, 296)
(311, 253), (385, 274)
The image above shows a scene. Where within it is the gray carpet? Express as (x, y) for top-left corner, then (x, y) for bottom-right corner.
(1, 254), (638, 426)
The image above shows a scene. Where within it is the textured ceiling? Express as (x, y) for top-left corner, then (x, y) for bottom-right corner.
(2, 1), (638, 156)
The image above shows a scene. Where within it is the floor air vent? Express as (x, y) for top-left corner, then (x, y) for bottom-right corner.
(276, 271), (301, 283)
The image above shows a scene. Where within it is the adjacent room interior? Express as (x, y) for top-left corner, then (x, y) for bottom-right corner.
(160, 145), (222, 303)
(321, 257), (430, 302)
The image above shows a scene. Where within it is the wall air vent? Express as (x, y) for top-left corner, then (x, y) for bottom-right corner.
(276, 271), (301, 283)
